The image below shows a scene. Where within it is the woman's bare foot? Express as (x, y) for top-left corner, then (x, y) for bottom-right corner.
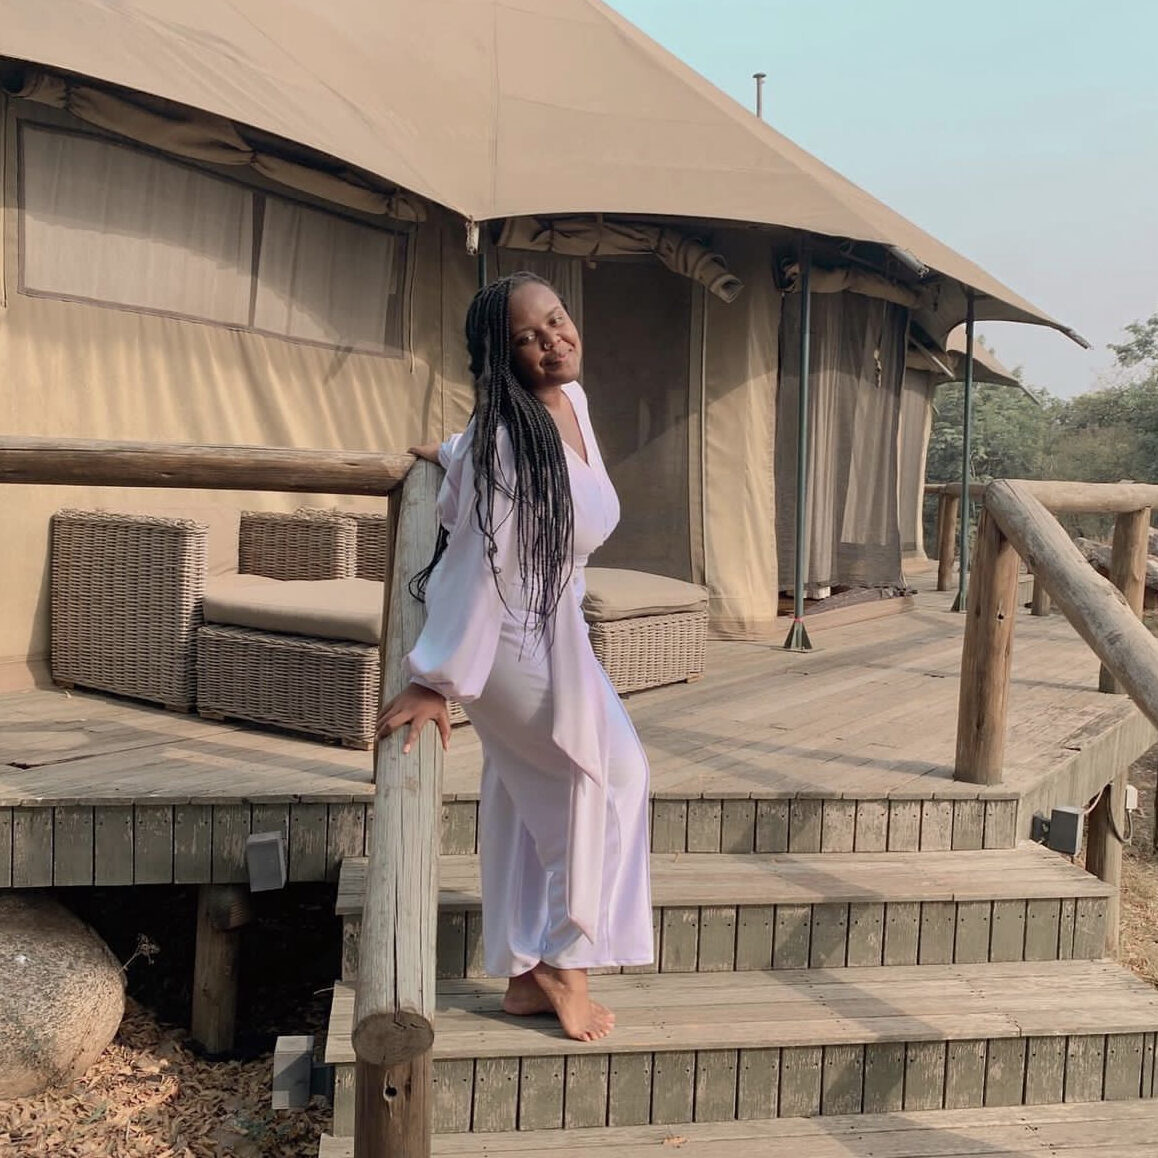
(501, 970), (554, 1016)
(528, 963), (615, 1041)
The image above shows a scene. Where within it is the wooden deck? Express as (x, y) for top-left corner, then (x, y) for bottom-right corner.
(1, 578), (1153, 886)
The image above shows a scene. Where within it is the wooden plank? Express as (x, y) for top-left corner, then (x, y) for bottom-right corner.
(652, 801), (688, 853)
(173, 804), (213, 884)
(904, 1041), (946, 1111)
(990, 900), (1027, 962)
(720, 800), (755, 854)
(440, 802), (476, 856)
(12, 807), (53, 887)
(1025, 1036), (1067, 1105)
(887, 801), (922, 852)
(985, 1038), (1027, 1107)
(0, 808), (11, 888)
(918, 902), (956, 965)
(735, 906), (773, 972)
(660, 908), (700, 973)
(778, 1046), (822, 1118)
(687, 800), (723, 853)
(920, 800), (954, 851)
(736, 1049), (778, 1120)
(191, 883), (242, 1054)
(883, 902), (920, 966)
(432, 1058), (474, 1133)
(651, 1051), (695, 1124)
(698, 907), (737, 972)
(853, 800), (889, 853)
(564, 1054), (609, 1129)
(945, 1040), (987, 1109)
(251, 802), (290, 845)
(694, 1049), (738, 1122)
(1105, 1033), (1145, 1100)
(1072, 898), (1107, 960)
(134, 804), (174, 884)
(952, 799), (985, 850)
(607, 1053), (652, 1127)
(325, 803), (367, 880)
(1143, 1034), (1156, 1100)
(1024, 899), (1062, 961)
(820, 801), (855, 853)
(289, 803), (329, 882)
(1059, 898), (1077, 961)
(788, 799), (822, 853)
(332, 1066), (355, 1137)
(809, 905), (848, 969)
(472, 1057), (519, 1132)
(342, 918), (361, 982)
(984, 800), (1018, 849)
(754, 801), (788, 853)
(519, 1055), (564, 1131)
(1066, 1035), (1106, 1103)
(438, 911), (468, 981)
(846, 903), (884, 967)
(94, 805), (134, 885)
(465, 911), (486, 979)
(772, 905), (811, 970)
(821, 1045), (863, 1115)
(954, 902), (993, 965)
(862, 1042), (905, 1113)
(211, 804), (251, 884)
(52, 805), (94, 886)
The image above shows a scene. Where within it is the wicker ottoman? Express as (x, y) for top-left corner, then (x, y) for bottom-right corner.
(583, 568), (709, 695)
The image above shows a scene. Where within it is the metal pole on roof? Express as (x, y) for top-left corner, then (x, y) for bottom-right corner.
(753, 73), (766, 120)
(951, 291), (976, 612)
(783, 247), (813, 652)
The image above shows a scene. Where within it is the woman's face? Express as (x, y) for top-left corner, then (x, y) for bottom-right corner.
(508, 281), (582, 393)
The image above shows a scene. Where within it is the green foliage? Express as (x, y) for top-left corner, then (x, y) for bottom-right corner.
(1108, 311), (1158, 368)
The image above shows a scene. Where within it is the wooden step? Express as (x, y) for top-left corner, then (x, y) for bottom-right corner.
(324, 960), (1158, 1135)
(337, 845), (1113, 979)
(438, 794), (1022, 855)
(320, 1098), (1158, 1155)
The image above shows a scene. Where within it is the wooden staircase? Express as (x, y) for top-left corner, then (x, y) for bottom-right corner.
(320, 828), (1158, 1154)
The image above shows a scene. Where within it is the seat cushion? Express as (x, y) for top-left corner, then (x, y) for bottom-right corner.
(203, 575), (383, 644)
(582, 568), (709, 623)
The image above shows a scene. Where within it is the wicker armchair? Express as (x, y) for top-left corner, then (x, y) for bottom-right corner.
(50, 508), (357, 711)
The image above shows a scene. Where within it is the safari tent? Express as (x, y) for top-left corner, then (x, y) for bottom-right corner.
(0, 0), (1080, 691)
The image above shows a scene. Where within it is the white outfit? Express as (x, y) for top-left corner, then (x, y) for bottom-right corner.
(406, 381), (653, 976)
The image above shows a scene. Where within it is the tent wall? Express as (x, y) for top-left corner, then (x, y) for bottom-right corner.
(897, 368), (936, 561)
(776, 291), (909, 593)
(0, 93), (476, 690)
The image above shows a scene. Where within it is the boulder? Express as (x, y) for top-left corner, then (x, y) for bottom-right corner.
(0, 893), (125, 1098)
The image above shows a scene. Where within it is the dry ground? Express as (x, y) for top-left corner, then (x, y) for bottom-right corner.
(3, 754), (1158, 1157)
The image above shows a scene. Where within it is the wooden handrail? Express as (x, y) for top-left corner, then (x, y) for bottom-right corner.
(352, 459), (444, 1155)
(0, 436), (413, 495)
(955, 480), (1158, 786)
(939, 478), (1158, 514)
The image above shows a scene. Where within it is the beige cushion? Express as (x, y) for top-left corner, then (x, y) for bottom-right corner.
(203, 575), (383, 644)
(582, 567), (709, 623)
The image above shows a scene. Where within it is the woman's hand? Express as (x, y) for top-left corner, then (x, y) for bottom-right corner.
(376, 682), (452, 753)
(409, 442), (441, 464)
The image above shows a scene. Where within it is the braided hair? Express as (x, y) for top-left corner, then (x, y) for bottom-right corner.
(413, 271), (575, 636)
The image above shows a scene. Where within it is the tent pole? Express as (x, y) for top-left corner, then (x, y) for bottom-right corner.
(478, 247), (488, 288)
(783, 247), (813, 652)
(951, 292), (976, 612)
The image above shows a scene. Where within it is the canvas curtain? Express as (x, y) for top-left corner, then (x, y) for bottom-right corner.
(776, 292), (909, 592)
(897, 368), (936, 559)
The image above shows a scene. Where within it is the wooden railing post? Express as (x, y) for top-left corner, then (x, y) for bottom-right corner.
(936, 491), (960, 592)
(353, 459), (444, 1157)
(954, 508), (1021, 783)
(1098, 507), (1151, 693)
(1086, 767), (1128, 958)
(1030, 574), (1051, 617)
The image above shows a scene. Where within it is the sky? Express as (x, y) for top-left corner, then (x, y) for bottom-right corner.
(607, 0), (1158, 398)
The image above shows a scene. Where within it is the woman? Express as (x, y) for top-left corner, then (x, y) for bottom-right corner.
(377, 272), (652, 1043)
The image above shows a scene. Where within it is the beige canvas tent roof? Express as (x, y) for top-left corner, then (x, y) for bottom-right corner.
(1, 0), (1080, 342)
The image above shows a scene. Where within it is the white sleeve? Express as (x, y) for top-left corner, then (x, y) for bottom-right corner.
(437, 433), (464, 469)
(405, 429), (518, 703)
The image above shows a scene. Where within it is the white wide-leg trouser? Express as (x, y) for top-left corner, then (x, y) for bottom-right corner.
(466, 619), (653, 977)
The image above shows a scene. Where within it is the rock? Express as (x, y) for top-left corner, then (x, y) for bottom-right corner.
(0, 893), (125, 1098)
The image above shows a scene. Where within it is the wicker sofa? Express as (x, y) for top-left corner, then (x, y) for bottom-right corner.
(49, 506), (371, 712)
(51, 506), (708, 747)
